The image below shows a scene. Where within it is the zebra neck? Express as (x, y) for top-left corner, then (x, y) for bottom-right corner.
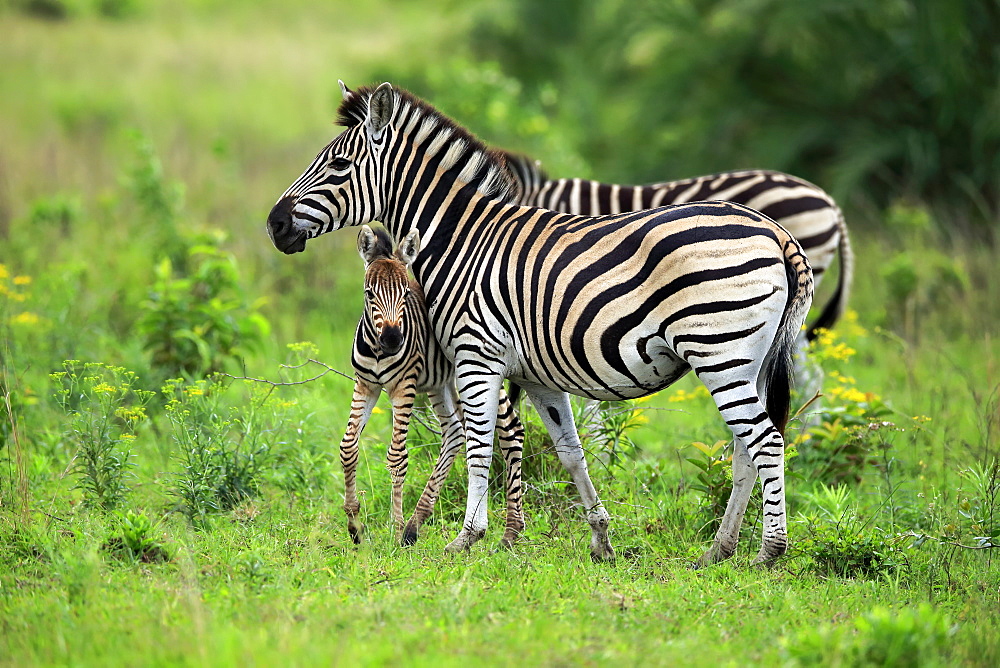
(381, 178), (499, 274)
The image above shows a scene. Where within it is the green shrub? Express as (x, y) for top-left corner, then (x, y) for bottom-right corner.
(164, 377), (303, 524)
(103, 509), (170, 563)
(50, 362), (154, 511)
(137, 234), (270, 378)
(469, 0), (1000, 230)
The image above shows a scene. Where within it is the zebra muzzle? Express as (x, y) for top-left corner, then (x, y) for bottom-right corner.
(379, 326), (403, 355)
(267, 196), (308, 254)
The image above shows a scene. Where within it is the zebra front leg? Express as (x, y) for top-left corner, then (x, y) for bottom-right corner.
(495, 388), (525, 549)
(387, 378), (417, 537)
(341, 380), (380, 544)
(697, 440), (756, 567)
(523, 384), (615, 562)
(444, 369), (504, 554)
(402, 385), (465, 546)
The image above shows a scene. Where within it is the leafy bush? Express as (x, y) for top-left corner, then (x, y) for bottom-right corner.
(684, 439), (733, 538)
(793, 324), (896, 486)
(50, 362), (153, 511)
(796, 484), (906, 578)
(137, 234), (270, 378)
(469, 0), (1000, 231)
(164, 377), (304, 524)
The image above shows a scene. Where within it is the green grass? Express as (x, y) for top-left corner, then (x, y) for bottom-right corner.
(2, 2), (1000, 666)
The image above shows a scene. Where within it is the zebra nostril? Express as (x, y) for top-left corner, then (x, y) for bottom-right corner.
(267, 196), (308, 254)
(267, 196), (296, 235)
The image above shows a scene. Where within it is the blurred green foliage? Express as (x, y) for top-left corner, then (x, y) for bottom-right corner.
(468, 0), (1000, 232)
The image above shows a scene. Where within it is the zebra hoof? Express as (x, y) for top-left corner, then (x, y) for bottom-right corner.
(401, 523), (419, 547)
(348, 523), (364, 545)
(498, 531), (520, 551)
(589, 539), (616, 563)
(752, 540), (787, 566)
(444, 528), (484, 553)
(696, 542), (736, 568)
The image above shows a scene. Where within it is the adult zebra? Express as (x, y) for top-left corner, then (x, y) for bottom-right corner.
(266, 82), (814, 565)
(503, 152), (851, 343)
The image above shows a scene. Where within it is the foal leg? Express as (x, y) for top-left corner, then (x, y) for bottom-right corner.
(340, 379), (379, 544)
(387, 378), (418, 536)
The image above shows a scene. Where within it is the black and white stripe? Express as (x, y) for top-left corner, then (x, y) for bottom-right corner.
(267, 82), (814, 565)
(504, 152), (852, 341)
(340, 225), (524, 547)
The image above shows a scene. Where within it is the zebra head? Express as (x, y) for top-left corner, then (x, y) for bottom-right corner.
(267, 82), (396, 254)
(357, 225), (420, 357)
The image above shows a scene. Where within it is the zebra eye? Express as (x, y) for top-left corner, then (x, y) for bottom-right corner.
(332, 157), (352, 170)
(364, 288), (375, 300)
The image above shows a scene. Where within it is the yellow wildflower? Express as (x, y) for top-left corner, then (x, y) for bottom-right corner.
(11, 312), (40, 326)
(185, 386), (204, 396)
(13, 275), (31, 286)
(839, 388), (869, 403)
(92, 382), (116, 394)
(0, 264), (7, 280)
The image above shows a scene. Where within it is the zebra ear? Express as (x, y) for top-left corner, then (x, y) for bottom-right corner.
(338, 80), (352, 102)
(365, 82), (393, 141)
(395, 229), (421, 267)
(357, 225), (379, 265)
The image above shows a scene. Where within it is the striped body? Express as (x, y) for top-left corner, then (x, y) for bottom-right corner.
(504, 153), (851, 341)
(341, 226), (524, 547)
(267, 83), (814, 564)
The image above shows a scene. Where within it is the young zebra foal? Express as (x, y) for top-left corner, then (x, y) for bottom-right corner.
(340, 225), (526, 547)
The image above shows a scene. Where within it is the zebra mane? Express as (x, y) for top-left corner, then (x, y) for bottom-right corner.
(497, 149), (550, 182)
(337, 84), (517, 203)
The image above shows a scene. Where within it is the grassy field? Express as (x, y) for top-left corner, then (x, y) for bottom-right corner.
(2, 3), (1000, 666)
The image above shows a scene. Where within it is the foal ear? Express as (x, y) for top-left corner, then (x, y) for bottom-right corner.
(395, 229), (421, 267)
(338, 80), (352, 102)
(357, 225), (379, 265)
(365, 82), (394, 141)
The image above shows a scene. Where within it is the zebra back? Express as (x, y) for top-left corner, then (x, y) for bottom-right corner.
(500, 150), (851, 340)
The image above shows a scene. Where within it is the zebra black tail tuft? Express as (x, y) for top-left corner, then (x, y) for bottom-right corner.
(507, 381), (523, 405)
(762, 341), (792, 437)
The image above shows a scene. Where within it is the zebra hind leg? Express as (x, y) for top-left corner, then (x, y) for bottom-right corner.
(700, 376), (788, 565)
(523, 384), (615, 563)
(696, 440), (756, 567)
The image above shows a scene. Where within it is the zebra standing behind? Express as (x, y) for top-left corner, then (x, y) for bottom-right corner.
(341, 224), (525, 548)
(267, 82), (814, 565)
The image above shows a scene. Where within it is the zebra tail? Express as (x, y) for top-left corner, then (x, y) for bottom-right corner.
(764, 236), (815, 437)
(805, 206), (854, 342)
